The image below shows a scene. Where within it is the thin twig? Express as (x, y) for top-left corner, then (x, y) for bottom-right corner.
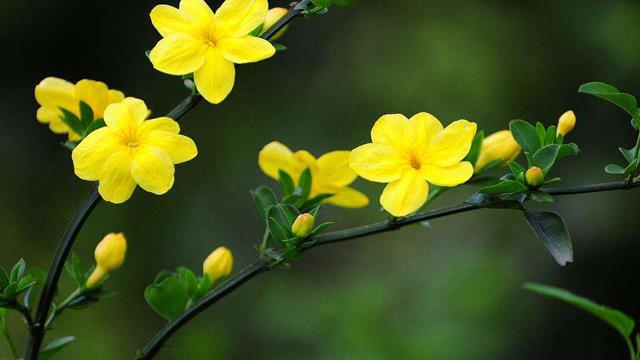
(135, 180), (640, 359)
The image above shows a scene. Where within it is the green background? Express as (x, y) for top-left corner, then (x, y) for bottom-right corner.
(1, 0), (640, 358)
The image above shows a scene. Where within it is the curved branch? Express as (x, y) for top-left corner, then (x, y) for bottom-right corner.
(136, 180), (640, 359)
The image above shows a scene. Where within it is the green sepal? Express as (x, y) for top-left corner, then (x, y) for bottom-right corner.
(273, 44), (288, 52)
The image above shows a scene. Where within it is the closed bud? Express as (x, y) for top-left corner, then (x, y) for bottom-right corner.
(203, 247), (233, 284)
(260, 7), (289, 41)
(86, 233), (127, 289)
(557, 110), (576, 137)
(525, 166), (544, 187)
(474, 130), (522, 173)
(291, 213), (315, 239)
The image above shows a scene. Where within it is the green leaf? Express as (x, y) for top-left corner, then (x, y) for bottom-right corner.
(10, 259), (26, 283)
(523, 210), (573, 266)
(556, 143), (579, 160)
(301, 193), (334, 211)
(532, 144), (560, 174)
(625, 159), (638, 175)
(251, 186), (278, 221)
(507, 161), (525, 179)
(542, 177), (562, 186)
(480, 180), (528, 195)
(3, 283), (17, 301)
(39, 336), (76, 360)
(64, 253), (85, 287)
(465, 130), (484, 166)
(194, 275), (212, 299)
(510, 119), (541, 155)
(267, 217), (291, 245)
(24, 268), (46, 310)
(544, 125), (557, 145)
(528, 191), (554, 203)
(312, 0), (333, 5)
(17, 275), (36, 293)
(309, 222), (333, 238)
(248, 23), (264, 37)
(78, 101), (94, 128)
(579, 82), (639, 118)
(273, 43), (288, 52)
(535, 122), (546, 146)
(268, 203), (299, 228)
(145, 276), (189, 320)
(84, 119), (106, 136)
(278, 170), (295, 197)
(524, 283), (635, 340)
(464, 193), (525, 210)
(58, 108), (85, 136)
(298, 167), (312, 201)
(619, 146), (636, 164)
(605, 164), (626, 175)
(177, 267), (198, 298)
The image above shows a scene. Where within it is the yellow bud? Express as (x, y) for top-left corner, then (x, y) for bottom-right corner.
(203, 247), (233, 284)
(291, 213), (315, 239)
(260, 7), (289, 41)
(85, 233), (127, 289)
(525, 166), (544, 187)
(474, 130), (522, 173)
(557, 110), (576, 137)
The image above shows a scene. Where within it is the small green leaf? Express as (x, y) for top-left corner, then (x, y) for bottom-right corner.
(528, 191), (554, 203)
(84, 119), (106, 136)
(298, 167), (312, 201)
(251, 186), (278, 221)
(59, 108), (85, 136)
(248, 23), (264, 37)
(605, 164), (626, 175)
(619, 146), (636, 164)
(24, 268), (46, 310)
(267, 217), (291, 245)
(535, 122), (546, 146)
(510, 119), (541, 155)
(309, 222), (333, 238)
(541, 177), (562, 186)
(524, 283), (635, 340)
(10, 259), (26, 283)
(532, 144), (560, 174)
(544, 125), (557, 145)
(465, 130), (484, 166)
(480, 180), (528, 195)
(64, 253), (85, 287)
(39, 336), (76, 360)
(579, 82), (638, 118)
(177, 267), (198, 298)
(464, 193), (525, 210)
(78, 101), (94, 128)
(507, 161), (525, 178)
(145, 276), (189, 320)
(523, 210), (573, 266)
(556, 143), (579, 160)
(273, 43), (288, 52)
(278, 170), (295, 197)
(194, 275), (212, 299)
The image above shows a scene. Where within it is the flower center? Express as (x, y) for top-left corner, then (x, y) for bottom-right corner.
(410, 154), (422, 170)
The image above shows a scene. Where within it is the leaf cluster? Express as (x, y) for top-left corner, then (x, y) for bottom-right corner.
(144, 267), (212, 321)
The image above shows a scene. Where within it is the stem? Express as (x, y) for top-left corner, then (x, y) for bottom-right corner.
(260, 0), (312, 41)
(629, 129), (640, 182)
(136, 180), (640, 359)
(24, 184), (101, 360)
(44, 288), (82, 329)
(135, 259), (269, 360)
(166, 93), (202, 121)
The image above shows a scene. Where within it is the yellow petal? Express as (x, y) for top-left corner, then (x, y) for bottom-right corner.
(72, 127), (121, 180)
(409, 112), (443, 154)
(179, 0), (215, 27)
(194, 48), (235, 104)
(131, 147), (175, 195)
(108, 90), (125, 105)
(104, 98), (149, 129)
(349, 143), (408, 183)
(380, 170), (428, 217)
(49, 116), (70, 134)
(36, 106), (60, 124)
(215, 0), (268, 37)
(258, 141), (297, 179)
(68, 131), (82, 141)
(425, 120), (477, 167)
(327, 187), (369, 208)
(150, 4), (196, 37)
(138, 117), (181, 136)
(150, 33), (208, 76)
(218, 36), (275, 64)
(317, 151), (358, 187)
(474, 130), (520, 172)
(35, 77), (76, 110)
(98, 151), (137, 204)
(75, 79), (110, 119)
(419, 161), (473, 187)
(142, 132), (198, 164)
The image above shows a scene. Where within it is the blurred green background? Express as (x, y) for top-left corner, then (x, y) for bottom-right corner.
(2, 0), (640, 358)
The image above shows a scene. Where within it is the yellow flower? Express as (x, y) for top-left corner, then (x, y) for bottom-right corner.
(71, 97), (198, 204)
(291, 213), (315, 238)
(149, 0), (276, 104)
(258, 142), (369, 208)
(35, 77), (125, 141)
(86, 233), (127, 289)
(350, 113), (477, 217)
(557, 110), (576, 137)
(260, 7), (289, 41)
(202, 246), (233, 283)
(525, 166), (544, 187)
(474, 130), (521, 173)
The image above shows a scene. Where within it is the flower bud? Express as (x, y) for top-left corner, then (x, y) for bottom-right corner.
(525, 166), (544, 187)
(260, 7), (289, 41)
(291, 213), (315, 239)
(557, 110), (576, 137)
(203, 247), (233, 284)
(86, 233), (127, 289)
(474, 130), (521, 173)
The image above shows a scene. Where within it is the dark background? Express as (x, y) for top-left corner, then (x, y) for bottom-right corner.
(2, 0), (640, 359)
